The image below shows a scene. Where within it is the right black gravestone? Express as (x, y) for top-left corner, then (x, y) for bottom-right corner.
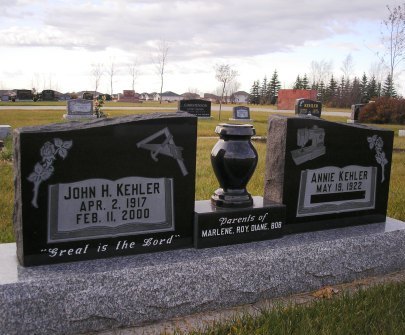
(264, 115), (394, 233)
(295, 99), (322, 117)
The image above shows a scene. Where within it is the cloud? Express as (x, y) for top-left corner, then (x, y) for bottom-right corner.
(0, 0), (391, 62)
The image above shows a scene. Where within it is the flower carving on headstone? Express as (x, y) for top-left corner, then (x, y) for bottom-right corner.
(28, 138), (73, 208)
(367, 135), (388, 183)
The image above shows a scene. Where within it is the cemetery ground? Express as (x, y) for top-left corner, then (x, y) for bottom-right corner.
(0, 107), (404, 334)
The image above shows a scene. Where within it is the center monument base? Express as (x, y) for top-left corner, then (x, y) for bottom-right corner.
(194, 196), (285, 248)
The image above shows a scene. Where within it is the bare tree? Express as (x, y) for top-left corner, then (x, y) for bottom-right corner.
(187, 87), (200, 94)
(369, 60), (388, 84)
(91, 63), (104, 96)
(380, 4), (405, 93)
(309, 59), (333, 85)
(128, 60), (139, 92)
(47, 73), (52, 89)
(106, 58), (117, 96)
(215, 64), (238, 120)
(153, 40), (169, 104)
(340, 54), (355, 79)
(31, 73), (41, 93)
(228, 80), (241, 103)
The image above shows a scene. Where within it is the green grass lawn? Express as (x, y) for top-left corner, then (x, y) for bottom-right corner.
(181, 282), (405, 335)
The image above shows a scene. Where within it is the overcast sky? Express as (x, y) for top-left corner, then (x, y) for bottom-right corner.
(0, 0), (403, 95)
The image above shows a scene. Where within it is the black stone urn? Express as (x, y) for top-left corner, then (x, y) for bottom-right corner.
(211, 123), (258, 208)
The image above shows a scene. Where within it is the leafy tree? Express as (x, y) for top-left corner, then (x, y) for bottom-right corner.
(249, 80), (260, 104)
(302, 74), (309, 89)
(335, 76), (346, 107)
(311, 81), (318, 91)
(360, 73), (369, 102)
(293, 75), (302, 89)
(260, 76), (268, 104)
(382, 74), (397, 97)
(268, 70), (281, 104)
(367, 75), (379, 100)
(343, 77), (353, 107)
(351, 77), (362, 103)
(317, 81), (326, 102)
(325, 75), (338, 102)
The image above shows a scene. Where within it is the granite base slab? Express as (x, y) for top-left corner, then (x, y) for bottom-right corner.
(63, 114), (98, 120)
(229, 118), (254, 122)
(1, 217), (405, 335)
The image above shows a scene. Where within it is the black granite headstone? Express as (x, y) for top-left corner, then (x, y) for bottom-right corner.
(231, 106), (251, 120)
(41, 90), (56, 101)
(14, 113), (197, 266)
(295, 99), (322, 117)
(16, 90), (33, 101)
(264, 115), (394, 233)
(178, 99), (211, 118)
(83, 92), (94, 100)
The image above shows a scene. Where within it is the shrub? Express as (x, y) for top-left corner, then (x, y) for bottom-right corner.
(359, 97), (405, 124)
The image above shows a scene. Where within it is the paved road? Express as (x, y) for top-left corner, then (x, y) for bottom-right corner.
(0, 105), (350, 117)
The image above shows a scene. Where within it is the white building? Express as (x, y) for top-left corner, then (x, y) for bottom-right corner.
(154, 91), (183, 102)
(231, 91), (251, 103)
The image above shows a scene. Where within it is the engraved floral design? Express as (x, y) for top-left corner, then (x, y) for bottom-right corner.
(28, 138), (73, 208)
(367, 135), (388, 183)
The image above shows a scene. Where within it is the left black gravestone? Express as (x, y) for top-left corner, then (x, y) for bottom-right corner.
(13, 113), (197, 266)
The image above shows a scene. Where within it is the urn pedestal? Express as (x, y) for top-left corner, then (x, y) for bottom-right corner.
(211, 124), (258, 208)
(194, 124), (286, 248)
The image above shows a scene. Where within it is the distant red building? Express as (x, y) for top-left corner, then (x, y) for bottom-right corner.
(277, 89), (318, 110)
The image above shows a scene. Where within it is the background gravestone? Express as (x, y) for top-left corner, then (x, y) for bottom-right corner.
(99, 94), (112, 101)
(264, 115), (394, 233)
(16, 90), (33, 101)
(82, 92), (94, 100)
(178, 99), (211, 118)
(295, 99), (322, 117)
(1, 95), (9, 102)
(348, 103), (366, 123)
(42, 90), (56, 101)
(64, 99), (95, 119)
(230, 106), (252, 121)
(118, 90), (140, 103)
(14, 113), (197, 266)
(0, 125), (11, 139)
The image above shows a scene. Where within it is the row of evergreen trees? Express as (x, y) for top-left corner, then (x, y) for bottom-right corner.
(249, 70), (281, 105)
(309, 73), (397, 108)
(249, 71), (399, 107)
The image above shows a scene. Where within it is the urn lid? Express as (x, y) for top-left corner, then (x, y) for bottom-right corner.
(215, 123), (256, 136)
